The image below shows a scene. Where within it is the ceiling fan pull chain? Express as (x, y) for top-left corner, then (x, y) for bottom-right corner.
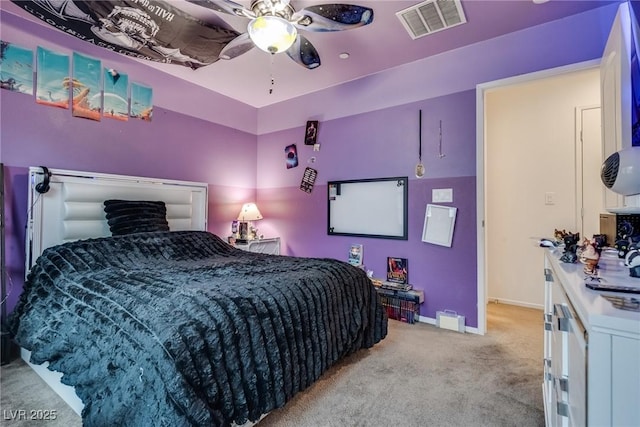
(439, 120), (446, 158)
(269, 53), (275, 94)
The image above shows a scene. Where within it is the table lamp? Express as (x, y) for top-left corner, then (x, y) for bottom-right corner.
(237, 203), (263, 243)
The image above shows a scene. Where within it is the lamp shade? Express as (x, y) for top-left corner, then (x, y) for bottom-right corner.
(237, 203), (263, 221)
(247, 15), (297, 54)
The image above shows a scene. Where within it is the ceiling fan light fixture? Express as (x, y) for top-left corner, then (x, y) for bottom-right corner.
(248, 15), (297, 54)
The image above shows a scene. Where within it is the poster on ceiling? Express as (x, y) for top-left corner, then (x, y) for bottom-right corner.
(72, 52), (102, 121)
(35, 46), (70, 109)
(10, 0), (239, 69)
(103, 68), (129, 121)
(0, 41), (34, 95)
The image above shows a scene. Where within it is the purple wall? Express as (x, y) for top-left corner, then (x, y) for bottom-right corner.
(1, 89), (257, 313)
(255, 92), (478, 324)
(1, 3), (619, 329)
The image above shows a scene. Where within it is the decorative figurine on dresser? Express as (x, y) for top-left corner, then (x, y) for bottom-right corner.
(624, 242), (640, 277)
(558, 230), (580, 263)
(578, 237), (601, 276)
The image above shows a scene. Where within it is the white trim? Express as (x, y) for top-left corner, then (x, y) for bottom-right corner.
(486, 298), (544, 311)
(475, 59), (601, 336)
(575, 104), (602, 239)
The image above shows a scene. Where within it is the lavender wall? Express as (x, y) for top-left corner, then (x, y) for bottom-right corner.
(1, 89), (257, 313)
(255, 92), (478, 324)
(1, 3), (619, 329)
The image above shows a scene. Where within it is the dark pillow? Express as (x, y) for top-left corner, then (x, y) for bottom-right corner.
(103, 200), (169, 236)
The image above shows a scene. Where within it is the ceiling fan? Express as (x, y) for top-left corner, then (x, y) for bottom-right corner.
(187, 0), (374, 69)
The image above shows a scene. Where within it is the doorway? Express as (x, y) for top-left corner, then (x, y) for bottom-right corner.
(476, 61), (602, 334)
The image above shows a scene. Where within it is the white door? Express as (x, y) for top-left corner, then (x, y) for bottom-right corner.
(576, 106), (603, 241)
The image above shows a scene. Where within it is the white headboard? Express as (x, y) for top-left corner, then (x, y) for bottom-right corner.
(26, 167), (208, 275)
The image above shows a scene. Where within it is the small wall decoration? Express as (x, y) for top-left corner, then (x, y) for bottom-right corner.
(300, 167), (317, 193)
(0, 41), (33, 95)
(36, 46), (70, 109)
(422, 204), (457, 247)
(285, 144), (299, 169)
(130, 82), (153, 121)
(103, 68), (129, 121)
(304, 120), (318, 145)
(72, 52), (102, 121)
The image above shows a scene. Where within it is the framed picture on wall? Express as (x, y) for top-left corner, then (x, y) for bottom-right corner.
(304, 120), (318, 145)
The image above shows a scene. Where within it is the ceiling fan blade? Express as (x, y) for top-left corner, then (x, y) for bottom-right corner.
(186, 0), (256, 19)
(286, 35), (321, 69)
(291, 4), (373, 32)
(219, 33), (255, 60)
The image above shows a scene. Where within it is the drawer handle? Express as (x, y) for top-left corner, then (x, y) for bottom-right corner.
(557, 317), (570, 333)
(558, 377), (569, 393)
(544, 268), (554, 282)
(553, 304), (572, 332)
(544, 322), (552, 331)
(557, 402), (569, 417)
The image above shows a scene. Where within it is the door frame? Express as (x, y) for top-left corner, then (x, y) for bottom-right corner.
(575, 104), (602, 240)
(475, 59), (600, 335)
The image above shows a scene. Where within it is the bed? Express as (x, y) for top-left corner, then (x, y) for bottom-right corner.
(8, 167), (388, 426)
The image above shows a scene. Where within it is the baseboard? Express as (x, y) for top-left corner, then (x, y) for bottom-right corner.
(486, 298), (543, 310)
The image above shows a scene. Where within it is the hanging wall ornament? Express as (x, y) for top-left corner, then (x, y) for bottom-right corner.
(438, 119), (446, 158)
(415, 110), (425, 178)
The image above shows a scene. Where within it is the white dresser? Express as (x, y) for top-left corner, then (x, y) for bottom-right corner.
(543, 249), (640, 427)
(234, 237), (280, 255)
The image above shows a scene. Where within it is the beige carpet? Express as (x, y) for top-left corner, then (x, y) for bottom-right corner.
(0, 303), (543, 426)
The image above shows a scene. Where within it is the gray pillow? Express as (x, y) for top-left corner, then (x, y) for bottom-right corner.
(104, 199), (169, 236)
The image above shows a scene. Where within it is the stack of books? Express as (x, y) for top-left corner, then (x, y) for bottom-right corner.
(371, 278), (424, 324)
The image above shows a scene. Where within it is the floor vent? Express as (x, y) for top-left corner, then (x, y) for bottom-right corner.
(396, 0), (467, 40)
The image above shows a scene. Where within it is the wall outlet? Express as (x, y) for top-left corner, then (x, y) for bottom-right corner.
(432, 188), (453, 203)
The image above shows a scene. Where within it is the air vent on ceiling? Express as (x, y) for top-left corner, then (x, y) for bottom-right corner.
(396, 0), (467, 40)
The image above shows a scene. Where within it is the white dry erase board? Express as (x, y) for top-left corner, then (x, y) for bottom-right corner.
(422, 204), (457, 247)
(327, 177), (408, 240)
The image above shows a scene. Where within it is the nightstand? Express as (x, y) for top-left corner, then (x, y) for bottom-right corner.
(235, 237), (280, 255)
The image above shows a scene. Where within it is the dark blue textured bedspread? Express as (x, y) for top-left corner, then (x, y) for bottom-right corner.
(9, 231), (387, 426)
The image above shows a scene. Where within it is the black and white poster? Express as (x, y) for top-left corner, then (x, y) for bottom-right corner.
(11, 0), (239, 69)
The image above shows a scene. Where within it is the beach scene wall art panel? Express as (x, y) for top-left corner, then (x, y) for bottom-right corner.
(0, 41), (34, 95)
(103, 68), (128, 121)
(72, 52), (102, 121)
(35, 46), (69, 109)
